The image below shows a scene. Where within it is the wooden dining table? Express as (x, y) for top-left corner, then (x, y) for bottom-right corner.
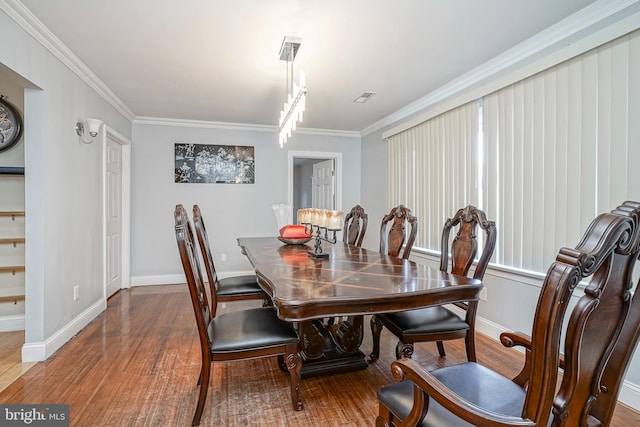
(237, 237), (483, 377)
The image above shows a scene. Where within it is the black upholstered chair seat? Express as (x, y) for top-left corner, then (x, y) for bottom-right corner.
(208, 307), (298, 353)
(216, 274), (263, 297)
(380, 307), (468, 336)
(378, 362), (526, 427)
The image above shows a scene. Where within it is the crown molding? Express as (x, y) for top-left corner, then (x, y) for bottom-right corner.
(2, 0), (136, 121)
(365, 0), (640, 137)
(133, 116), (361, 138)
(133, 116), (275, 132)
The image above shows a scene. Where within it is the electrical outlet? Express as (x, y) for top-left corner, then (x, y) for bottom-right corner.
(221, 253), (227, 262)
(73, 285), (80, 301)
(479, 287), (488, 302)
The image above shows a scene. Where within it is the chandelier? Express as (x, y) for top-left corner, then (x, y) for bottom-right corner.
(278, 36), (307, 147)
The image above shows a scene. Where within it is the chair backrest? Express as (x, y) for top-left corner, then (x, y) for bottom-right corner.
(380, 205), (418, 260)
(192, 204), (220, 315)
(343, 204), (368, 247)
(440, 205), (496, 323)
(440, 205), (496, 280)
(521, 201), (640, 426)
(174, 204), (214, 353)
(587, 278), (640, 425)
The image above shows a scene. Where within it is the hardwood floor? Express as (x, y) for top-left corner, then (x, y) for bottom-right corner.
(0, 331), (34, 392)
(0, 284), (638, 426)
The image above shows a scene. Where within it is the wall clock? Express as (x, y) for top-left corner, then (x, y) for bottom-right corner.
(0, 95), (24, 153)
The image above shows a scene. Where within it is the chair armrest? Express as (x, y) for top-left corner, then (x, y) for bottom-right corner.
(500, 331), (532, 350)
(500, 331), (565, 385)
(388, 358), (536, 427)
(500, 331), (533, 387)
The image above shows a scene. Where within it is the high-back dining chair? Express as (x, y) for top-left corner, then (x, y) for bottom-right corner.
(192, 204), (268, 315)
(343, 204), (368, 247)
(380, 205), (418, 260)
(174, 205), (303, 426)
(376, 201), (640, 427)
(370, 205), (496, 362)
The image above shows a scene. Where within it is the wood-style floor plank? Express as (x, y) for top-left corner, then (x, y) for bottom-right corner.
(0, 330), (35, 392)
(0, 284), (638, 426)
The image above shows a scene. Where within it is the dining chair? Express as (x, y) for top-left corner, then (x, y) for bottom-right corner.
(380, 205), (418, 260)
(174, 205), (303, 426)
(192, 204), (268, 316)
(343, 204), (368, 247)
(370, 205), (496, 362)
(375, 200), (640, 427)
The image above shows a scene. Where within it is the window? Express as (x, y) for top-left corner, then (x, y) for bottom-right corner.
(388, 29), (640, 274)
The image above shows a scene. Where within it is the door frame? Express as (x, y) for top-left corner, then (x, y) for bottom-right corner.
(288, 150), (342, 223)
(102, 126), (131, 300)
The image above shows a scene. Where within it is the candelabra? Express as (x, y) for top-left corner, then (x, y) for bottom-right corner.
(302, 223), (338, 258)
(298, 208), (344, 259)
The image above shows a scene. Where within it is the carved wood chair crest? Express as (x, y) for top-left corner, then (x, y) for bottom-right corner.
(343, 204), (368, 247)
(380, 205), (418, 260)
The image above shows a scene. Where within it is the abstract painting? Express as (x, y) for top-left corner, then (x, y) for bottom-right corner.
(174, 143), (255, 184)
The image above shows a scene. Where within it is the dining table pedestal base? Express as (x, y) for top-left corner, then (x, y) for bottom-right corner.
(297, 316), (369, 378)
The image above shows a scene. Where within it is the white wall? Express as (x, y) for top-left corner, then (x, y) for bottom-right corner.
(360, 129), (388, 253)
(130, 122), (360, 284)
(0, 7), (132, 360)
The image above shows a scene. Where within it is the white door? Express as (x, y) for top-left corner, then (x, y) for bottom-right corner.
(312, 159), (335, 210)
(105, 135), (122, 298)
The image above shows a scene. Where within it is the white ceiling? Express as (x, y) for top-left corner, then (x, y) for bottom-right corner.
(19, 0), (598, 132)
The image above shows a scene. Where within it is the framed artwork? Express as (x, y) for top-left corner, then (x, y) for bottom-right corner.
(174, 143), (255, 184)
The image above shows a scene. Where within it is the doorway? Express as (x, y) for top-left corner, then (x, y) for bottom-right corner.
(288, 151), (343, 224)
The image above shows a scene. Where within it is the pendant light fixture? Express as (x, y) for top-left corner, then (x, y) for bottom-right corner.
(278, 36), (307, 147)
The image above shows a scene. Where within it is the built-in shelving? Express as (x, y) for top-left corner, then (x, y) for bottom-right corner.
(0, 168), (25, 317)
(0, 295), (25, 304)
(0, 212), (25, 220)
(0, 238), (25, 246)
(0, 266), (25, 274)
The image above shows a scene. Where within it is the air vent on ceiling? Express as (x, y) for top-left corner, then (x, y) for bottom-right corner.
(353, 92), (376, 103)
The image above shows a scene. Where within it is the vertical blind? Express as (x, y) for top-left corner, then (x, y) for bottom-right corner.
(388, 101), (480, 251)
(388, 29), (640, 274)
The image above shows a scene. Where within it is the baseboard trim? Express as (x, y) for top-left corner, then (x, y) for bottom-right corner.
(619, 379), (640, 412)
(130, 274), (185, 286)
(131, 271), (255, 286)
(21, 298), (106, 362)
(0, 315), (25, 332)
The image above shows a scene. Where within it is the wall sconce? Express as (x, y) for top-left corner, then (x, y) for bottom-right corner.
(75, 118), (103, 144)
